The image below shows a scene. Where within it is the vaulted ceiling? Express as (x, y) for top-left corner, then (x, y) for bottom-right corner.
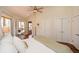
(0, 6), (37, 19)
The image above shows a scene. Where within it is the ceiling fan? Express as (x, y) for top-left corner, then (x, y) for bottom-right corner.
(31, 6), (44, 13)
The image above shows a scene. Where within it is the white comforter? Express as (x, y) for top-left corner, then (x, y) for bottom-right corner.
(0, 35), (18, 53)
(24, 36), (55, 53)
(0, 35), (55, 53)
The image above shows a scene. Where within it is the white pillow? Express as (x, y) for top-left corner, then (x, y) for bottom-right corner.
(13, 36), (28, 53)
(0, 43), (18, 53)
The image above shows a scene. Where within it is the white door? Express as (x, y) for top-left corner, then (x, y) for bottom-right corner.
(56, 17), (71, 42)
(62, 17), (71, 42)
(56, 17), (62, 41)
(72, 16), (79, 49)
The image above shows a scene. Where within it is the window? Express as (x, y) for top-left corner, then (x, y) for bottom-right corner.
(0, 16), (11, 35)
(18, 21), (25, 29)
(1, 16), (11, 28)
(28, 21), (32, 31)
(5, 18), (11, 27)
(29, 22), (32, 31)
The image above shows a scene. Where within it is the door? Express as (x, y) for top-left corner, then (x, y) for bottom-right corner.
(62, 17), (71, 42)
(56, 17), (71, 42)
(72, 16), (79, 48)
(56, 17), (62, 41)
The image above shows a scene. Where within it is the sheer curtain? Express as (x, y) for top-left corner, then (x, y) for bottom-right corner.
(0, 16), (12, 36)
(0, 16), (3, 39)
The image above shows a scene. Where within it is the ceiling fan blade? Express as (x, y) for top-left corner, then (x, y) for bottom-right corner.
(38, 7), (43, 10)
(37, 10), (42, 13)
(28, 6), (44, 13)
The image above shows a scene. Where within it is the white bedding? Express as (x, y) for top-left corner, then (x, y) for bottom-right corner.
(24, 37), (55, 53)
(0, 34), (18, 53)
(0, 35), (55, 53)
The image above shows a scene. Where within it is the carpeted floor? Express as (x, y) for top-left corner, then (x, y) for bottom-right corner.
(34, 36), (73, 53)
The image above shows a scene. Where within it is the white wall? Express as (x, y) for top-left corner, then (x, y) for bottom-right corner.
(31, 7), (72, 40)
(31, 7), (79, 49)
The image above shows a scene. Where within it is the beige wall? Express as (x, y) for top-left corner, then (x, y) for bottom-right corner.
(31, 7), (72, 38)
(31, 6), (79, 48)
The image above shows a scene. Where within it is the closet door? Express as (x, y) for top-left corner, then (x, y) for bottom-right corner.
(56, 17), (62, 41)
(72, 16), (79, 48)
(62, 17), (71, 42)
(56, 17), (71, 42)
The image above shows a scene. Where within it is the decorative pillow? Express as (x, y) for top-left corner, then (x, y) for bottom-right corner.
(13, 36), (28, 53)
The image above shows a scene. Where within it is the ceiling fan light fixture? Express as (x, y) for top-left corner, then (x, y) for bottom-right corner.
(33, 10), (37, 13)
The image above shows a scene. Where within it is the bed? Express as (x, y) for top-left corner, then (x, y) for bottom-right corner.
(0, 35), (18, 53)
(24, 37), (55, 53)
(0, 35), (73, 53)
(0, 35), (55, 53)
